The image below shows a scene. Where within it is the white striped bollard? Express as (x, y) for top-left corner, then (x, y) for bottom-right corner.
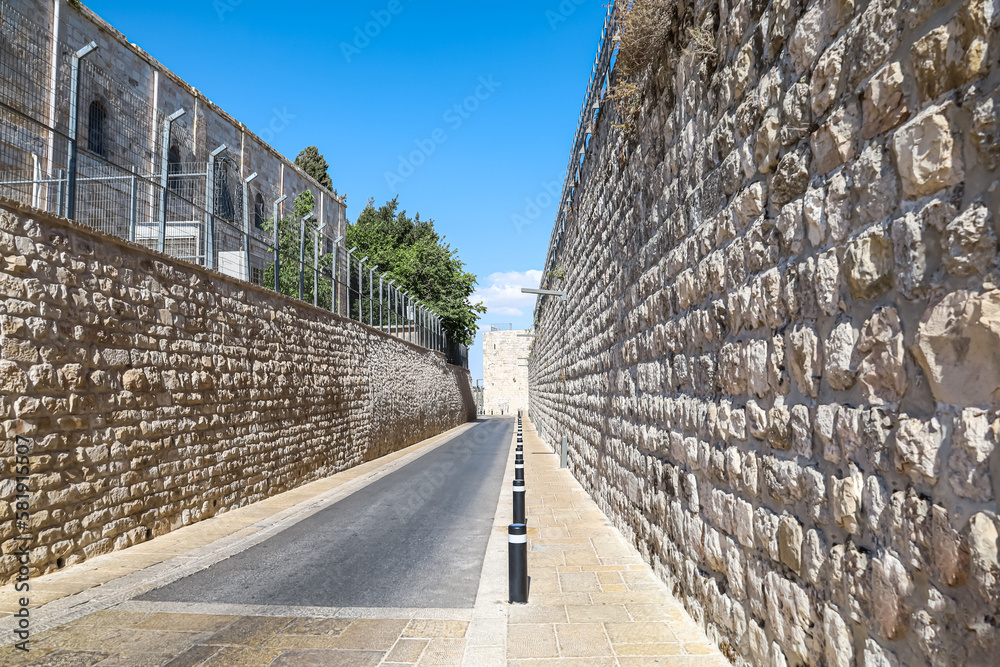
(515, 451), (524, 481)
(513, 478), (525, 524)
(508, 523), (527, 603)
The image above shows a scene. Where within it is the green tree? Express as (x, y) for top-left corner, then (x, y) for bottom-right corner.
(261, 191), (333, 307)
(347, 198), (484, 346)
(294, 146), (333, 191)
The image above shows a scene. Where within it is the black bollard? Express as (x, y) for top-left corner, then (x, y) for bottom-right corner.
(508, 523), (528, 603)
(513, 478), (526, 524)
(515, 453), (524, 481)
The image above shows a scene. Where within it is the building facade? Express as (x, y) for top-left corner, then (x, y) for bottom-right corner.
(1, 0), (347, 292)
(483, 329), (531, 416)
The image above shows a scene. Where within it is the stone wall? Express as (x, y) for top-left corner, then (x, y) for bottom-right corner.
(483, 330), (532, 416)
(529, 0), (1000, 665)
(0, 197), (475, 583)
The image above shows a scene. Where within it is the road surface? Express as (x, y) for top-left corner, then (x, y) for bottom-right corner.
(138, 417), (512, 609)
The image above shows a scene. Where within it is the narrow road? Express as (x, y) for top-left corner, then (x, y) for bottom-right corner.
(138, 418), (513, 609)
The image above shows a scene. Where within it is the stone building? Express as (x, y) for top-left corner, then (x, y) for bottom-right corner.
(483, 329), (531, 416)
(0, 0), (347, 290)
(529, 1), (1000, 666)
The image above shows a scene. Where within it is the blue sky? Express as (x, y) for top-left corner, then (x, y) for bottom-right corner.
(87, 0), (607, 379)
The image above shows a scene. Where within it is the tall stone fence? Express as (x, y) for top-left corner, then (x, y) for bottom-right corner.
(529, 0), (1000, 665)
(0, 197), (475, 583)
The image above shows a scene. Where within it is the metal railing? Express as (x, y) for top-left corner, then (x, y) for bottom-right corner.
(0, 1), (464, 365)
(533, 2), (618, 322)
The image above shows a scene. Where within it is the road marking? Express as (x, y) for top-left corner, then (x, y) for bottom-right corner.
(115, 599), (474, 620)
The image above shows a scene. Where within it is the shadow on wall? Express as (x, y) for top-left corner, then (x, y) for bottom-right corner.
(452, 365), (479, 423)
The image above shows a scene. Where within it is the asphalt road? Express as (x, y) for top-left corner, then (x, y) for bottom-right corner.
(138, 418), (513, 609)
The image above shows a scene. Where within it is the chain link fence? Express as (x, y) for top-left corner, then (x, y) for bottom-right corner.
(0, 2), (466, 366)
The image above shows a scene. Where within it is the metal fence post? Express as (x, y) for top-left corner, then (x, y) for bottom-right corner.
(242, 172), (257, 282)
(128, 168), (138, 243)
(369, 266), (376, 326)
(378, 275), (384, 330)
(358, 256), (368, 324)
(331, 235), (343, 313)
(561, 436), (568, 469)
(347, 248), (356, 318)
(272, 195), (287, 292)
(30, 154), (41, 209)
(299, 214), (313, 302)
(66, 41), (98, 222)
(332, 246), (339, 313)
(205, 145), (227, 270)
(314, 222), (326, 307)
(387, 280), (395, 334)
(158, 109), (186, 253)
(56, 169), (66, 217)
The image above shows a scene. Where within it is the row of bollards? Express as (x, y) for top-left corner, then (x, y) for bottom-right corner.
(509, 412), (528, 604)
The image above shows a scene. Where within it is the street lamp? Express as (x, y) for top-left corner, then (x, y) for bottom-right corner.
(241, 172), (258, 283)
(204, 144), (229, 270)
(157, 108), (186, 254)
(520, 287), (567, 301)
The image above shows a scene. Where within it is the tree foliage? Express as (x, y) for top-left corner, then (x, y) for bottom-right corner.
(294, 146), (333, 191)
(261, 191), (333, 308)
(347, 198), (484, 346)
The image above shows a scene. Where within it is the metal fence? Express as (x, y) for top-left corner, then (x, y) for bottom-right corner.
(0, 1), (466, 366)
(534, 2), (618, 325)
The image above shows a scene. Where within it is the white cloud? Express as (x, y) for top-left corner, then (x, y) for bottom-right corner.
(472, 269), (543, 317)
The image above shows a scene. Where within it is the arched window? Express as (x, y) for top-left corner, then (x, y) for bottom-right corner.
(214, 160), (236, 221)
(254, 193), (265, 230)
(87, 101), (106, 156)
(167, 145), (182, 192)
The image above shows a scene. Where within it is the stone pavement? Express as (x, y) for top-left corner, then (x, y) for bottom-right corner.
(0, 418), (727, 666)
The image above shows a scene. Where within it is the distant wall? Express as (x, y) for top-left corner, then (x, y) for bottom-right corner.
(483, 330), (531, 415)
(530, 0), (1000, 665)
(0, 198), (474, 582)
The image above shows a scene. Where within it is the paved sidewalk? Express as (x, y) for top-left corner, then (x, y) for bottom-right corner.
(0, 418), (726, 666)
(491, 419), (727, 666)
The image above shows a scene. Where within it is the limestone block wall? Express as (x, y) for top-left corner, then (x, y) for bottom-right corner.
(0, 198), (475, 583)
(529, 0), (1000, 664)
(483, 330), (532, 415)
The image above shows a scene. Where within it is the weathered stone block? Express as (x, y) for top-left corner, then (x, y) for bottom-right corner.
(778, 515), (803, 574)
(942, 202), (997, 277)
(872, 551), (914, 640)
(893, 103), (964, 199)
(854, 306), (906, 405)
(895, 415), (944, 483)
(949, 408), (996, 500)
(843, 230), (893, 300)
(812, 102), (860, 175)
(914, 288), (1000, 407)
(862, 62), (908, 139)
(772, 147), (811, 207)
